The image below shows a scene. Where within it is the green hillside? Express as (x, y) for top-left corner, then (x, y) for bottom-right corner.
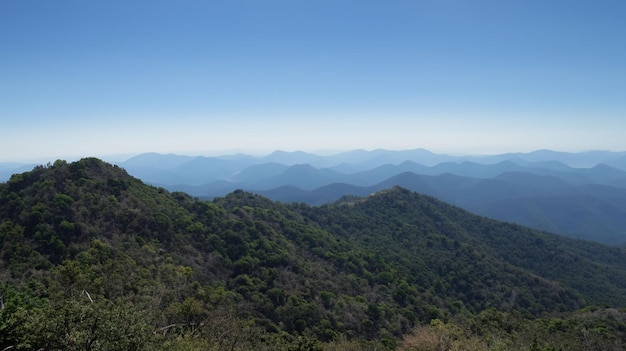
(2, 159), (626, 350)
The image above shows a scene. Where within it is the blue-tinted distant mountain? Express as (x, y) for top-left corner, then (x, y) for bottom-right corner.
(490, 172), (574, 193)
(257, 181), (412, 206)
(606, 154), (626, 172)
(342, 161), (432, 184)
(263, 150), (331, 167)
(364, 148), (445, 165)
(116, 149), (626, 185)
(231, 162), (289, 183)
(582, 164), (626, 184)
(163, 163), (352, 197)
(255, 185), (317, 204)
(254, 172), (521, 208)
(471, 149), (626, 168)
(120, 153), (198, 185)
(488, 163), (626, 187)
(254, 171), (626, 245)
(258, 183), (376, 206)
(124, 149), (626, 196)
(162, 179), (241, 199)
(612, 177), (626, 188)
(121, 152), (195, 169)
(344, 160), (626, 187)
(433, 160), (626, 186)
(250, 164), (351, 190)
(505, 159), (573, 171)
(328, 148), (454, 173)
(261, 148), (452, 171)
(369, 172), (572, 208)
(430, 161), (529, 178)
(475, 192), (626, 245)
(173, 156), (253, 183)
(121, 154), (260, 185)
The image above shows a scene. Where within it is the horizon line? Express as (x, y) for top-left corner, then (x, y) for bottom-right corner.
(3, 147), (626, 165)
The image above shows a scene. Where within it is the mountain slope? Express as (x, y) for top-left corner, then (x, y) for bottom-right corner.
(297, 187), (626, 307)
(476, 194), (626, 244)
(257, 171), (626, 245)
(3, 159), (626, 349)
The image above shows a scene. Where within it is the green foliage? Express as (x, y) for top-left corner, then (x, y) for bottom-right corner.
(397, 309), (626, 351)
(2, 160), (626, 349)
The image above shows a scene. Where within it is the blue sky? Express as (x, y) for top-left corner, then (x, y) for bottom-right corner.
(1, 0), (625, 162)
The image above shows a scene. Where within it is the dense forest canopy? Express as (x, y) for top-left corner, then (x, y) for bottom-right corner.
(2, 158), (626, 350)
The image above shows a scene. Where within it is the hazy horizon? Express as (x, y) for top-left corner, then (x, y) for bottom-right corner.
(4, 147), (626, 166)
(2, 1), (625, 162)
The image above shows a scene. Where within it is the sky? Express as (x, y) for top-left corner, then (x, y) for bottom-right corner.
(1, 0), (626, 162)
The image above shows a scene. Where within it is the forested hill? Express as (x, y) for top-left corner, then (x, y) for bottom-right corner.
(2, 158), (626, 350)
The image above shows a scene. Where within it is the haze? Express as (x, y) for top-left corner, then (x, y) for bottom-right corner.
(1, 1), (625, 162)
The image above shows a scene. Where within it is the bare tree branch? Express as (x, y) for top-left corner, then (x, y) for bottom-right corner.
(154, 323), (182, 336)
(82, 289), (94, 303)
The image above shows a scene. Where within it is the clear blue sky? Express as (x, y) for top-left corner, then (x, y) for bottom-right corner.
(1, 0), (625, 162)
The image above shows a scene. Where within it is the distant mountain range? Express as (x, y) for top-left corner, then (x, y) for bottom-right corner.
(3, 148), (626, 244)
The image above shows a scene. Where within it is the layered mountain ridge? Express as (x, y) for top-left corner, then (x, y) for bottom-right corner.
(100, 149), (626, 245)
(3, 158), (626, 349)
(4, 149), (626, 245)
